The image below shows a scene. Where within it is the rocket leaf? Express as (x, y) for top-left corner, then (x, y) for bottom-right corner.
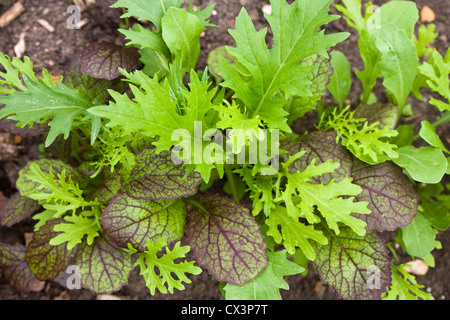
(222, 250), (304, 300)
(313, 226), (392, 300)
(186, 195), (268, 286)
(102, 195), (186, 252)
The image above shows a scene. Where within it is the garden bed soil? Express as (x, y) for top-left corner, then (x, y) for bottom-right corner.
(0, 0), (449, 300)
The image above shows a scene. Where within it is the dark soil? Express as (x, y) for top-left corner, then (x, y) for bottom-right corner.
(0, 0), (449, 300)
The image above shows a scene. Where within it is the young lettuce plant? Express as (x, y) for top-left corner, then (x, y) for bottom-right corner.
(0, 0), (446, 300)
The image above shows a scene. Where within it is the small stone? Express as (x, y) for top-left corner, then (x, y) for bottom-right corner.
(420, 6), (435, 23)
(403, 259), (429, 276)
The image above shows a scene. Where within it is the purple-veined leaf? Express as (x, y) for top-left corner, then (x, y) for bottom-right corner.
(124, 147), (202, 201)
(97, 0), (121, 18)
(63, 53), (113, 105)
(351, 159), (419, 232)
(186, 195), (267, 286)
(353, 103), (399, 130)
(102, 194), (186, 252)
(92, 170), (122, 204)
(80, 42), (140, 80)
(26, 219), (73, 280)
(0, 242), (42, 293)
(313, 226), (392, 300)
(0, 193), (40, 227)
(73, 235), (133, 294)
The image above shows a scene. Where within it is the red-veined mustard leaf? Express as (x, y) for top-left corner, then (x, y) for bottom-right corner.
(25, 219), (73, 281)
(124, 147), (202, 201)
(102, 195), (186, 252)
(92, 170), (122, 204)
(0, 243), (42, 293)
(63, 53), (113, 105)
(186, 195), (268, 286)
(353, 103), (399, 130)
(312, 226), (392, 300)
(73, 235), (133, 294)
(351, 159), (419, 232)
(0, 193), (40, 227)
(80, 42), (140, 80)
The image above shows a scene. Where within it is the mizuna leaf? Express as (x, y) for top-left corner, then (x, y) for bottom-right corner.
(351, 159), (419, 232)
(80, 42), (140, 80)
(0, 243), (42, 293)
(222, 250), (304, 300)
(219, 0), (349, 131)
(0, 75), (99, 147)
(124, 147), (202, 201)
(102, 195), (186, 252)
(313, 226), (392, 300)
(186, 195), (268, 286)
(126, 238), (202, 295)
(0, 193), (40, 227)
(73, 235), (133, 294)
(25, 219), (73, 281)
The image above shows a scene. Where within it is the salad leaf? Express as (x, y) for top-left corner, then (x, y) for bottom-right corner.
(327, 50), (351, 109)
(0, 193), (40, 227)
(102, 195), (186, 251)
(126, 238), (202, 295)
(313, 226), (392, 300)
(401, 212), (436, 258)
(186, 195), (267, 286)
(222, 250), (304, 300)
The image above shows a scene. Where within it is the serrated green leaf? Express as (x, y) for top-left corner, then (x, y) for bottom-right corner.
(131, 238), (202, 295)
(265, 205), (328, 260)
(223, 250), (304, 300)
(0, 75), (99, 147)
(382, 264), (434, 300)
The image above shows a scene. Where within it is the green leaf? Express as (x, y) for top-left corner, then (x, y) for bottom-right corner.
(186, 195), (268, 286)
(102, 195), (186, 252)
(419, 48), (450, 111)
(419, 120), (450, 153)
(265, 205), (328, 261)
(161, 8), (204, 72)
(50, 210), (102, 250)
(74, 235), (133, 294)
(382, 264), (434, 300)
(0, 75), (98, 147)
(277, 156), (370, 236)
(111, 0), (183, 30)
(222, 250), (304, 300)
(392, 146), (447, 184)
(401, 212), (436, 259)
(219, 0), (349, 131)
(328, 50), (351, 109)
(313, 226), (392, 300)
(0, 53), (35, 94)
(129, 238), (202, 295)
(414, 24), (439, 58)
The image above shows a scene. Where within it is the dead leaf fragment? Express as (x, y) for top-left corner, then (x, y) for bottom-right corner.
(27, 278), (46, 292)
(24, 232), (34, 247)
(54, 290), (72, 300)
(37, 19), (55, 32)
(403, 259), (429, 276)
(0, 2), (25, 28)
(96, 294), (122, 300)
(14, 32), (26, 58)
(420, 6), (436, 23)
